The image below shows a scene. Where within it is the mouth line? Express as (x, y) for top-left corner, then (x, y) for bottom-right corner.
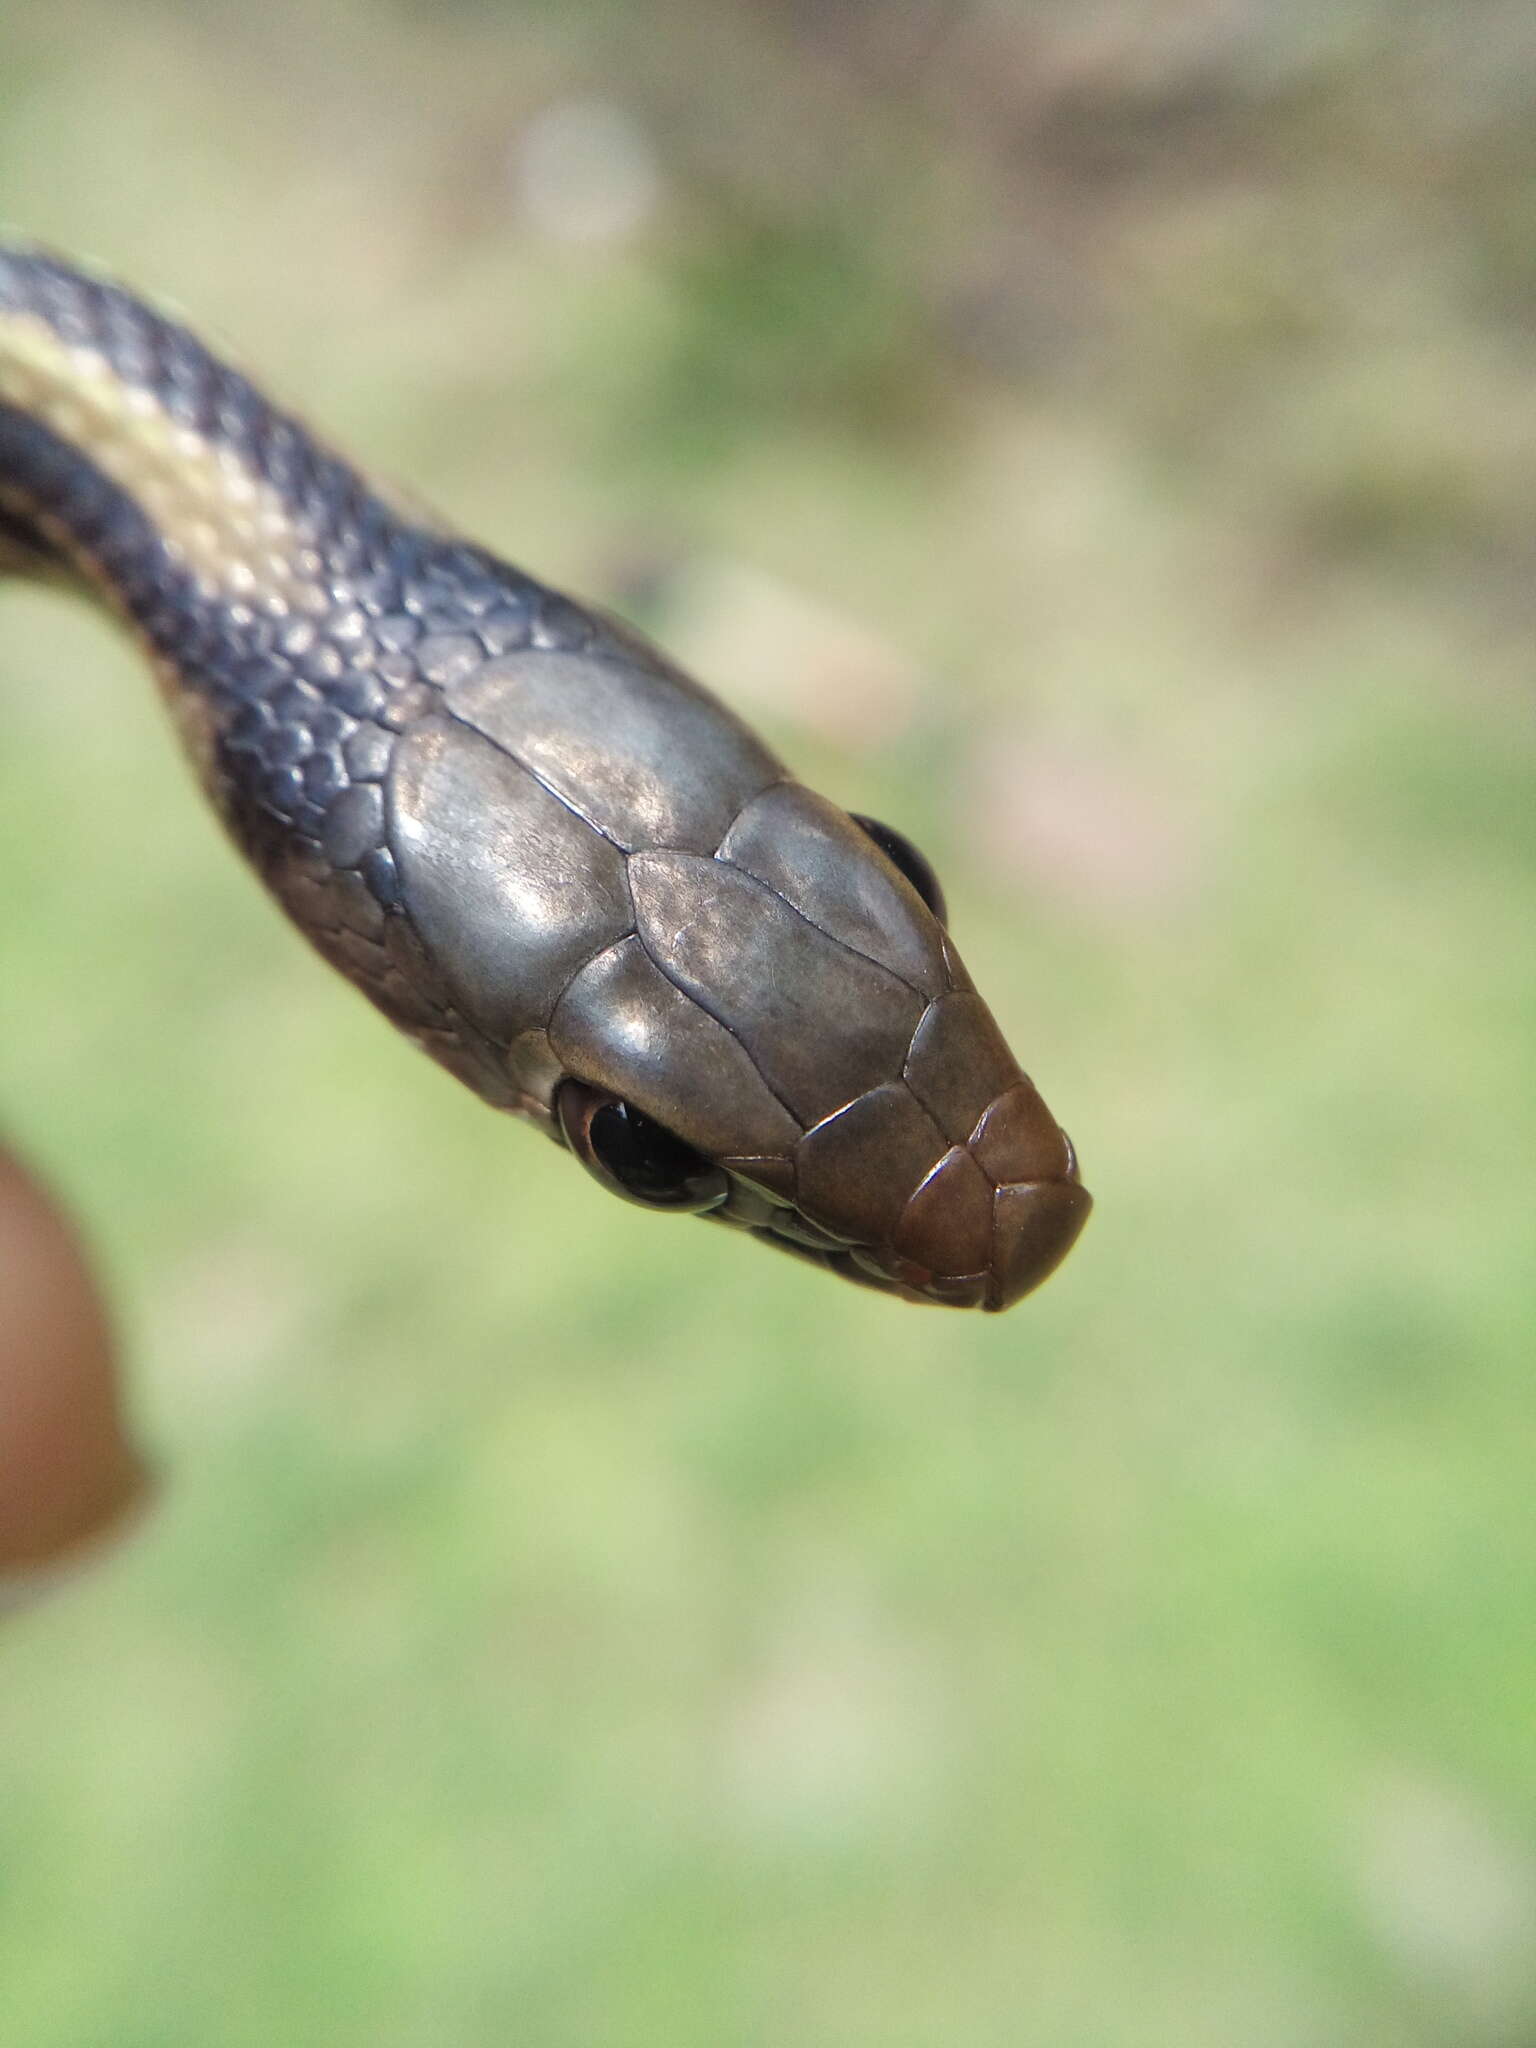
(744, 1226), (903, 1297)
(737, 1220), (993, 1309)
(714, 1161), (1089, 1312)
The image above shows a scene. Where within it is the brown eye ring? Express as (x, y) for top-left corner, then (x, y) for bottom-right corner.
(556, 1081), (730, 1213)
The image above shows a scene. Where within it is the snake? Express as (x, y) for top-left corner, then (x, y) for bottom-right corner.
(0, 240), (1090, 1312)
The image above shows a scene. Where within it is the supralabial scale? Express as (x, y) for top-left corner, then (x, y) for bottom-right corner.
(0, 243), (1089, 1311)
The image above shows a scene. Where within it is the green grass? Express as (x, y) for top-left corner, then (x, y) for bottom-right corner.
(1, 4), (1534, 2043)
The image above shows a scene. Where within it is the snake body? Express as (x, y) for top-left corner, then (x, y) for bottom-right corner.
(0, 242), (1089, 1310)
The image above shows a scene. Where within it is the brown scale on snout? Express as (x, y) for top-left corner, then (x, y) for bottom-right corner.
(731, 985), (1090, 1313)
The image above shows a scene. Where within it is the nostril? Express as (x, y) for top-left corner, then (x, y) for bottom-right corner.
(986, 1178), (1093, 1311)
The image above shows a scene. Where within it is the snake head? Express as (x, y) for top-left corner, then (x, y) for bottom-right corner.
(542, 781), (1091, 1313)
(386, 629), (1089, 1311)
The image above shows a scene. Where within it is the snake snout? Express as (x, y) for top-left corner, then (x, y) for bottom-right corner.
(983, 1175), (1093, 1311)
(966, 1078), (1091, 1310)
(882, 1077), (1090, 1309)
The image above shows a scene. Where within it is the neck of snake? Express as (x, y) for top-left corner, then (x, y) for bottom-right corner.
(0, 242), (423, 662)
(0, 242), (549, 1118)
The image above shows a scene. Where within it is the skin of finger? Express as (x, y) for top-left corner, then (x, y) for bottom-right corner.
(0, 1150), (149, 1574)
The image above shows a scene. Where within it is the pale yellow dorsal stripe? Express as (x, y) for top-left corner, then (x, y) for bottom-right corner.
(0, 305), (329, 614)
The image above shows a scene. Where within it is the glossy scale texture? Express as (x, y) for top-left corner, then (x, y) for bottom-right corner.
(0, 243), (1089, 1309)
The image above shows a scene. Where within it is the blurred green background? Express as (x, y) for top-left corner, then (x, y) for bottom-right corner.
(1, 3), (1533, 2043)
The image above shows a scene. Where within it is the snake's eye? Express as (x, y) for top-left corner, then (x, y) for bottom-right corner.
(556, 1082), (730, 1213)
(850, 814), (947, 923)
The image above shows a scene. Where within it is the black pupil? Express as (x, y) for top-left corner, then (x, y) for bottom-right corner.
(851, 814), (946, 921)
(588, 1100), (712, 1204)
